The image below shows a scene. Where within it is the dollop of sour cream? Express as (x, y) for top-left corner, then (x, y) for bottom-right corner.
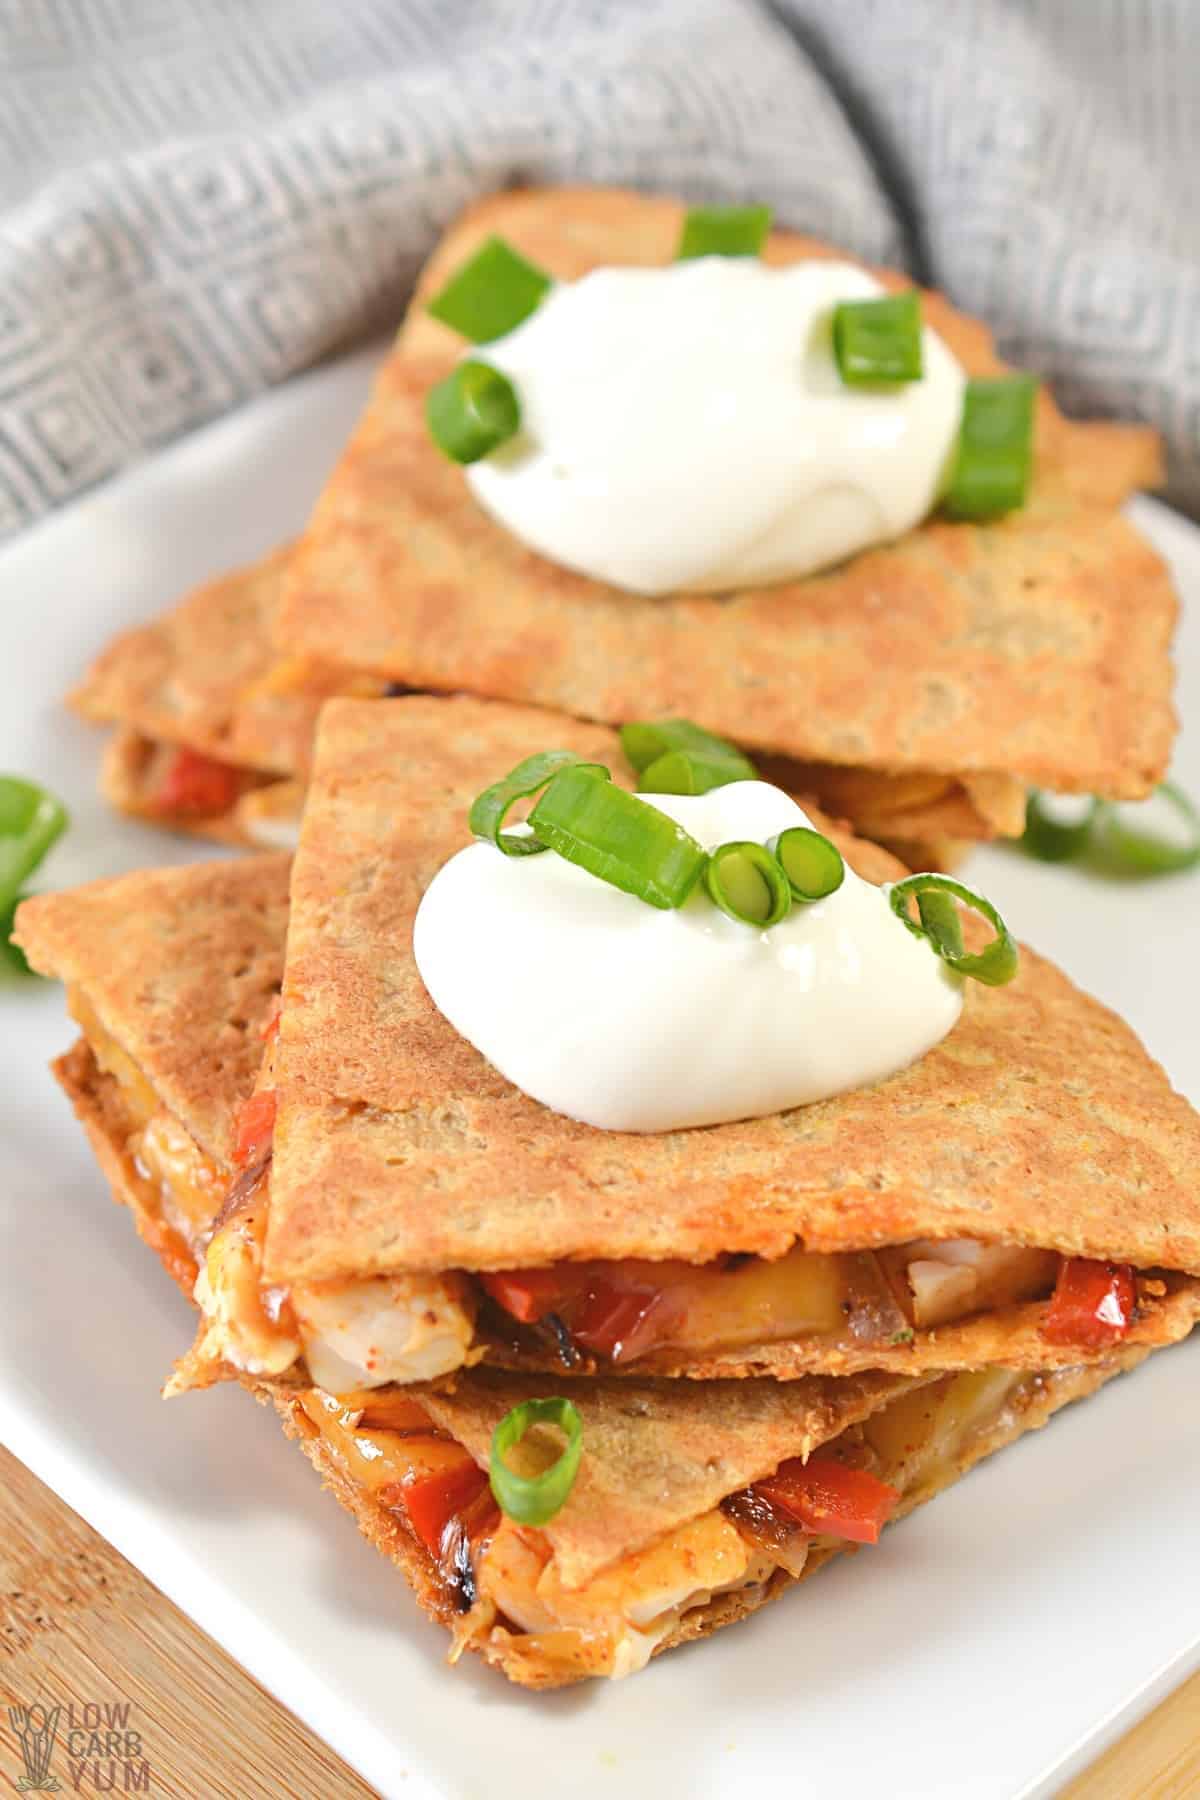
(465, 258), (965, 596)
(414, 781), (963, 1133)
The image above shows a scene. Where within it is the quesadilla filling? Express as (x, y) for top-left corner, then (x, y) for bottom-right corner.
(72, 1023), (1147, 1393)
(105, 732), (306, 847)
(193, 1095), (1142, 1388)
(292, 1363), (1078, 1682)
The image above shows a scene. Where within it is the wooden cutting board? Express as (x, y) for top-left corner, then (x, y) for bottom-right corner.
(0, 1444), (1194, 1799)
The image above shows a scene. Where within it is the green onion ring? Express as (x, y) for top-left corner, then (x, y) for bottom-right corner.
(1022, 790), (1101, 863)
(529, 765), (707, 909)
(1092, 781), (1200, 876)
(704, 840), (792, 927)
(676, 203), (772, 261)
(425, 359), (521, 465)
(0, 778), (68, 915)
(0, 893), (32, 978)
(638, 747), (756, 796)
(620, 717), (751, 775)
(468, 751), (598, 857)
(941, 375), (1037, 521)
(772, 827), (845, 902)
(888, 874), (1019, 986)
(426, 235), (552, 343)
(489, 1396), (584, 1526)
(832, 291), (923, 387)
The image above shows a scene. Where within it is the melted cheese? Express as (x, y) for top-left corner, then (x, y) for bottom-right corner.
(195, 1190), (301, 1377)
(134, 1110), (225, 1250)
(67, 988), (161, 1129)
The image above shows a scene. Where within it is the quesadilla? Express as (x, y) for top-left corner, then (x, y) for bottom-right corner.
(70, 546), (388, 846)
(72, 544), (991, 866)
(276, 185), (1175, 814)
(39, 692), (1195, 1403)
(20, 856), (1171, 1687)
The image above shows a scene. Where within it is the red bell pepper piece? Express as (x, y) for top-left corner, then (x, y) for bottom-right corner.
(260, 994), (282, 1044)
(402, 1460), (491, 1558)
(478, 1267), (580, 1324)
(1041, 1258), (1136, 1348)
(232, 1090), (276, 1168)
(570, 1282), (679, 1363)
(156, 747), (243, 817)
(753, 1455), (900, 1545)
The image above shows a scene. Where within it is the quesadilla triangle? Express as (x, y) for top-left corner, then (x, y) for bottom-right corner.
(73, 552), (1002, 868)
(14, 843), (1191, 1687)
(68, 544), (390, 847)
(275, 184), (1176, 814)
(15, 855), (290, 1295)
(88, 690), (1193, 1403)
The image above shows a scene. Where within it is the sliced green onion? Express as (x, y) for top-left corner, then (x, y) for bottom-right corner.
(0, 778), (67, 913)
(832, 291), (923, 386)
(620, 717), (752, 776)
(676, 204), (772, 261)
(888, 874), (1018, 986)
(489, 1396), (583, 1526)
(0, 893), (32, 978)
(1092, 781), (1200, 876)
(941, 375), (1037, 520)
(469, 751), (596, 857)
(639, 748), (756, 796)
(773, 827), (845, 902)
(529, 765), (707, 909)
(426, 236), (551, 343)
(704, 840), (792, 927)
(1022, 790), (1100, 863)
(916, 887), (964, 956)
(425, 359), (520, 464)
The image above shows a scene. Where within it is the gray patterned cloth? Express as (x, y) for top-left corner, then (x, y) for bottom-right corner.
(1, 0), (1196, 540)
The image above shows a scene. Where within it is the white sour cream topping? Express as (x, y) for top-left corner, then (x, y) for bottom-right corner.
(414, 781), (963, 1133)
(465, 258), (965, 596)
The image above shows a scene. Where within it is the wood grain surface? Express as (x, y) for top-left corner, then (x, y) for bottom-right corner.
(0, 1442), (1194, 1798)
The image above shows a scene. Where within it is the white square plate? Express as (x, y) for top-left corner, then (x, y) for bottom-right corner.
(1, 347), (1197, 1800)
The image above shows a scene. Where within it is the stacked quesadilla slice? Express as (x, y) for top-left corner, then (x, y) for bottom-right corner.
(18, 832), (1184, 1688)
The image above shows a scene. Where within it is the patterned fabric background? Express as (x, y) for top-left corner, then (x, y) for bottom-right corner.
(0, 0), (1196, 539)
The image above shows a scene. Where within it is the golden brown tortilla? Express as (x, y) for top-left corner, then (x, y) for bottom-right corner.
(271, 695), (1200, 1308)
(277, 185), (1174, 800)
(70, 546), (329, 777)
(72, 534), (1020, 850)
(16, 854), (288, 1167)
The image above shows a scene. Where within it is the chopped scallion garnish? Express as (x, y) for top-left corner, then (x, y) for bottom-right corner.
(941, 375), (1037, 520)
(0, 777), (68, 910)
(1021, 781), (1200, 877)
(529, 765), (708, 909)
(676, 203), (772, 262)
(1092, 781), (1200, 876)
(469, 750), (595, 857)
(888, 874), (1018, 986)
(639, 747), (756, 796)
(0, 778), (68, 982)
(425, 359), (521, 464)
(832, 291), (923, 387)
(704, 840), (792, 927)
(0, 895), (31, 977)
(426, 235), (552, 343)
(489, 1396), (583, 1525)
(1022, 790), (1100, 863)
(773, 826), (845, 901)
(621, 718), (750, 775)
